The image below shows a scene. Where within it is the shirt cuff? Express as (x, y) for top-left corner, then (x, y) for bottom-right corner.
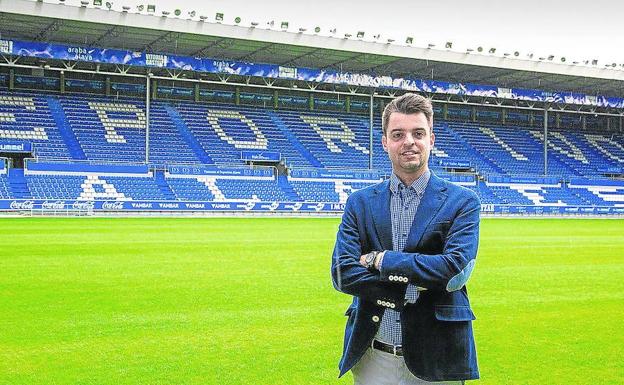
(376, 251), (385, 272)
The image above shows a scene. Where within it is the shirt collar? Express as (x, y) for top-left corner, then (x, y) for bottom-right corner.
(389, 169), (431, 196)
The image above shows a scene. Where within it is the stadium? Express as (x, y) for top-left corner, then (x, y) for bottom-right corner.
(1, 1), (623, 384)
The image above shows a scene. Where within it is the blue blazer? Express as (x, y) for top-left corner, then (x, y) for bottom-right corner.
(331, 172), (480, 382)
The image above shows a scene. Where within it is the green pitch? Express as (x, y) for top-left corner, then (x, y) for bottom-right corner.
(1, 217), (623, 385)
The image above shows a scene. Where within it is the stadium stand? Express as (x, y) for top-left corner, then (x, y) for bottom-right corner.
(26, 172), (167, 201)
(0, 92), (72, 159)
(0, 86), (623, 213)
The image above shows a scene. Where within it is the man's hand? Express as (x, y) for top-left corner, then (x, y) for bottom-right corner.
(360, 251), (385, 271)
(359, 253), (370, 268)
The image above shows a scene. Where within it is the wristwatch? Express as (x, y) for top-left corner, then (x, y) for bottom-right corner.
(364, 251), (381, 271)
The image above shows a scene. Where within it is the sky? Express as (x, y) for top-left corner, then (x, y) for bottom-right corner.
(59, 0), (624, 66)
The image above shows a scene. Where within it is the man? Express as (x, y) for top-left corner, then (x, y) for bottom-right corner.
(331, 93), (480, 384)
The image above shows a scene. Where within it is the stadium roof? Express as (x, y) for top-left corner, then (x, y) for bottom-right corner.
(1, 0), (624, 100)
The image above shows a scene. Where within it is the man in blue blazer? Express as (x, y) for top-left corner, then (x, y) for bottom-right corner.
(331, 93), (480, 384)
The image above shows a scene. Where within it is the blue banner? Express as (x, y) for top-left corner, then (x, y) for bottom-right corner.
(0, 142), (32, 153)
(438, 160), (471, 168)
(65, 79), (105, 91)
(2, 38), (623, 109)
(167, 164), (273, 177)
(598, 167), (623, 174)
(289, 168), (381, 180)
(488, 175), (560, 185)
(0, 199), (345, 213)
(479, 204), (624, 215)
(241, 150), (281, 162)
(1, 199), (622, 215)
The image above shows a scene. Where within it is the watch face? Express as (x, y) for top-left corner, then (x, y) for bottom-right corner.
(366, 252), (376, 267)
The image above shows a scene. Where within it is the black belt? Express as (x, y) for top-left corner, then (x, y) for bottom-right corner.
(372, 339), (403, 356)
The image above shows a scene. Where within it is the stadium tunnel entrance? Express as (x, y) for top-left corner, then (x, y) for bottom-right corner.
(0, 151), (32, 169)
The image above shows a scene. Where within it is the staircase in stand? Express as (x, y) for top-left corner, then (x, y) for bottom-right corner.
(47, 97), (86, 160)
(7, 168), (32, 199)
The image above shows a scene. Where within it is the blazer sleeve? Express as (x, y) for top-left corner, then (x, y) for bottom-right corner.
(378, 191), (480, 292)
(331, 194), (407, 305)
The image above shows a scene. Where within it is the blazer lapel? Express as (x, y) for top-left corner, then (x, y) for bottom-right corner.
(371, 180), (393, 251)
(404, 173), (448, 251)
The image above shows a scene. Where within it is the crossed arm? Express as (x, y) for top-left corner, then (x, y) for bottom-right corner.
(331, 198), (406, 305)
(331, 192), (480, 304)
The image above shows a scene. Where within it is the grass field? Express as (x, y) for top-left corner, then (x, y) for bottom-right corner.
(1, 217), (623, 385)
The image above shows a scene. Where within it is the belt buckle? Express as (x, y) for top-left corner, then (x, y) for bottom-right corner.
(392, 344), (401, 357)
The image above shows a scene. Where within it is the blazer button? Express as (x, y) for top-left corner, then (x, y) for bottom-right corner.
(376, 300), (382, 305)
(390, 303), (396, 309)
(372, 315), (380, 322)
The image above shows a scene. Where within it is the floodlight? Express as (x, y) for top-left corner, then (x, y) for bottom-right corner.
(235, 17), (241, 24)
(445, 41), (452, 49)
(405, 37), (413, 44)
(314, 26), (321, 33)
(281, 21), (289, 30)
(93, 0), (102, 5)
(146, 4), (155, 12)
(174, 9), (181, 16)
(215, 12), (224, 21)
(357, 31), (365, 38)
(488, 47), (496, 54)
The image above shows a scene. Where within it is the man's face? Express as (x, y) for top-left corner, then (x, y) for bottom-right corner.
(382, 111), (434, 180)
